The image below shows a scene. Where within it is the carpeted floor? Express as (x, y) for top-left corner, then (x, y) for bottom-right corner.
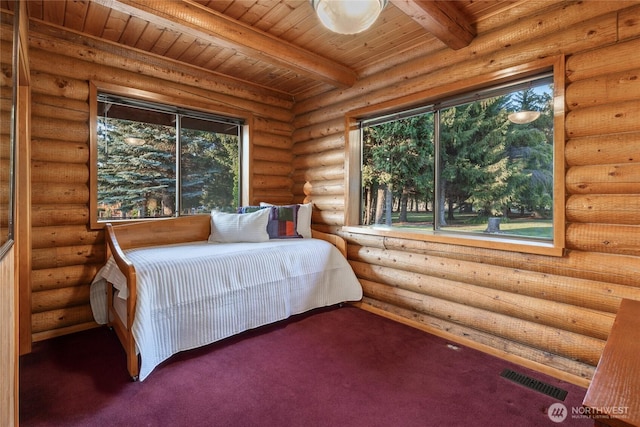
(20, 305), (592, 427)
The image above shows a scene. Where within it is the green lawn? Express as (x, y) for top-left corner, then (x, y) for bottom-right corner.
(386, 211), (553, 239)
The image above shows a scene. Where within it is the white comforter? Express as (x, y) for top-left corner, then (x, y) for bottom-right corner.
(90, 238), (362, 381)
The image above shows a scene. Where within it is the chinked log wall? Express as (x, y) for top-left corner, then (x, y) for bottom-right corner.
(25, 22), (295, 343)
(293, 1), (640, 386)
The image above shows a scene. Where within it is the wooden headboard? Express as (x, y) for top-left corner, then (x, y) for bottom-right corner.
(105, 215), (211, 252)
(104, 214), (347, 257)
(104, 215), (211, 275)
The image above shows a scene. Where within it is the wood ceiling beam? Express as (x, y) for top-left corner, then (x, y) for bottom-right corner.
(391, 0), (476, 50)
(94, 0), (357, 89)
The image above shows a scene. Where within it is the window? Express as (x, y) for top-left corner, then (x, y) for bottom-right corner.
(92, 90), (244, 225)
(347, 59), (565, 256)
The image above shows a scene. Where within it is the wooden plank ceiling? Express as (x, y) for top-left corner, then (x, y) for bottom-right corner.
(10, 0), (532, 98)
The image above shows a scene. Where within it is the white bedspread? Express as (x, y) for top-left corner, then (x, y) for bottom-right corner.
(90, 238), (362, 381)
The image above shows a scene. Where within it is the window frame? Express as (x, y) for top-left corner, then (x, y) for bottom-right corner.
(89, 81), (253, 230)
(344, 57), (565, 256)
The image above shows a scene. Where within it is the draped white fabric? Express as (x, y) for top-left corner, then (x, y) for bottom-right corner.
(90, 239), (362, 381)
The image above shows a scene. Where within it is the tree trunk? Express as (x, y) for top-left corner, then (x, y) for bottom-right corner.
(485, 217), (502, 233)
(375, 186), (385, 224)
(399, 188), (409, 222)
(438, 180), (447, 226)
(363, 187), (371, 225)
(385, 184), (393, 226)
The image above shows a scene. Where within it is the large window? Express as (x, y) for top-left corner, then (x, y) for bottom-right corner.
(350, 61), (565, 255)
(94, 92), (243, 223)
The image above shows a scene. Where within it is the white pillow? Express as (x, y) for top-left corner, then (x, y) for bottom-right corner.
(208, 208), (270, 243)
(260, 202), (313, 238)
(296, 203), (313, 239)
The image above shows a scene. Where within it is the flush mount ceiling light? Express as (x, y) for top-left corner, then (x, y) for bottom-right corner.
(507, 110), (540, 124)
(311, 0), (388, 34)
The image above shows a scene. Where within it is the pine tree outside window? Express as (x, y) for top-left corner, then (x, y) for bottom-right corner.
(95, 93), (243, 223)
(353, 67), (565, 255)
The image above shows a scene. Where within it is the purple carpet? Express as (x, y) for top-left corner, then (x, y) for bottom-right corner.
(20, 306), (592, 426)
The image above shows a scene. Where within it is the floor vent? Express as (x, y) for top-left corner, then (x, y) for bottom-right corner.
(500, 369), (568, 401)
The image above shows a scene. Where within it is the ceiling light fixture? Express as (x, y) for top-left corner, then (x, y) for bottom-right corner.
(507, 110), (540, 124)
(124, 137), (146, 146)
(310, 0), (388, 34)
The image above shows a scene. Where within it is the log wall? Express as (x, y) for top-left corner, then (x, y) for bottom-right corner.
(25, 24), (295, 342)
(21, 1), (640, 386)
(292, 1), (640, 386)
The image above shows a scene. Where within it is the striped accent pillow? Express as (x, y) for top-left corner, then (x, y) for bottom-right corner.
(259, 202), (313, 238)
(239, 205), (302, 239)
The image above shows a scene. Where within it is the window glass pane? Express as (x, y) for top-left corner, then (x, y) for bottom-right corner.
(360, 75), (554, 243)
(438, 82), (554, 240)
(96, 94), (243, 223)
(180, 116), (240, 214)
(97, 103), (176, 220)
(361, 114), (435, 226)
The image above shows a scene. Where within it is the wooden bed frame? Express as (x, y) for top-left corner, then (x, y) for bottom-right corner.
(103, 215), (348, 380)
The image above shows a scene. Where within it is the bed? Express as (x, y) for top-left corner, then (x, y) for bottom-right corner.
(90, 211), (363, 381)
